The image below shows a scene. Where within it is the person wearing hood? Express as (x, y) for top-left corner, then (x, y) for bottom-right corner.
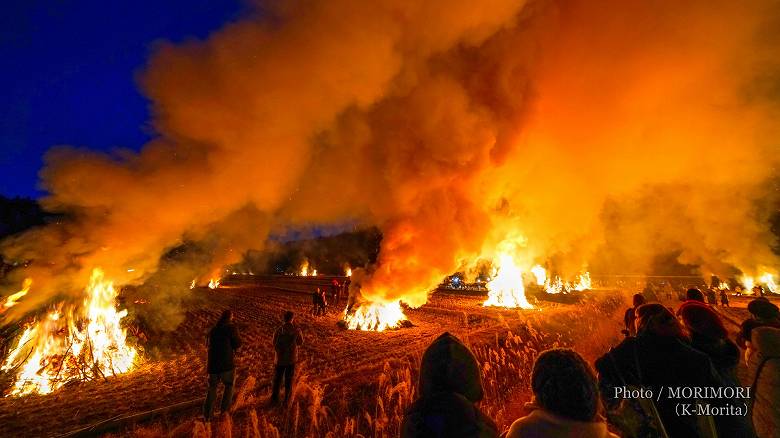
(678, 300), (739, 384)
(504, 348), (618, 438)
(401, 332), (498, 438)
(271, 310), (304, 405)
(596, 304), (750, 438)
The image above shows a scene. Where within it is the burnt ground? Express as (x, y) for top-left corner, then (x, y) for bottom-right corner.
(1, 281), (632, 437)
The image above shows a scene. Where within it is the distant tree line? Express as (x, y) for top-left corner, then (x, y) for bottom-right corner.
(0, 196), (58, 240)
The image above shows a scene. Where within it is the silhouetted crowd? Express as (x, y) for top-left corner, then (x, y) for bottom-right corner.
(401, 290), (780, 438)
(200, 287), (780, 437)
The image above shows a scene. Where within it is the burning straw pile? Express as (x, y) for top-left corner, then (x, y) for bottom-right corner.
(1, 268), (138, 396)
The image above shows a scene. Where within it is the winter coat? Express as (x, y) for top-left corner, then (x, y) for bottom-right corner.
(624, 307), (638, 336)
(689, 333), (740, 385)
(504, 403), (619, 438)
(677, 301), (740, 383)
(596, 334), (748, 438)
(402, 332), (498, 438)
(207, 322), (242, 374)
(273, 322), (303, 366)
(746, 326), (780, 438)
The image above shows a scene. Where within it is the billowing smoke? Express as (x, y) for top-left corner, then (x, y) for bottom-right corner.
(2, 0), (779, 319)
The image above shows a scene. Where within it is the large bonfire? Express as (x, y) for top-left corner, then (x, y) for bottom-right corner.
(1, 268), (137, 396)
(342, 301), (407, 332)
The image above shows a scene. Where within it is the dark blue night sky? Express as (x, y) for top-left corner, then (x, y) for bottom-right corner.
(0, 0), (246, 198)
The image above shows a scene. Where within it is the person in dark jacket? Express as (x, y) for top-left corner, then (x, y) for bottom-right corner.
(719, 289), (729, 307)
(401, 332), (498, 438)
(678, 300), (740, 384)
(204, 309), (242, 420)
(623, 294), (646, 337)
(686, 287), (705, 303)
(596, 304), (750, 438)
(271, 311), (304, 404)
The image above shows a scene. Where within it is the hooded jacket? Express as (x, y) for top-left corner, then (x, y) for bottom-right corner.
(401, 332), (498, 438)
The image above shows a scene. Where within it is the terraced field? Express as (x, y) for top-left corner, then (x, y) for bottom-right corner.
(0, 280), (628, 437)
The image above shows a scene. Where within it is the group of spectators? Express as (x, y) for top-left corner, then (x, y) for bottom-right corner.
(200, 288), (780, 437)
(202, 309), (303, 420)
(402, 289), (780, 438)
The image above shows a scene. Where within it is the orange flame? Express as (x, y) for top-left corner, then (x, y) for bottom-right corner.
(530, 265), (546, 286)
(343, 301), (407, 331)
(1, 268), (137, 396)
(483, 253), (533, 309)
(1, 278), (32, 312)
(759, 273), (777, 294)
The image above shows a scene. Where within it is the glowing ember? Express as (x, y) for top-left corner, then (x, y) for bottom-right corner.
(343, 301), (407, 331)
(1, 278), (31, 312)
(190, 279), (197, 289)
(208, 278), (221, 289)
(484, 253), (533, 309)
(1, 268), (138, 396)
(345, 266), (352, 277)
(530, 265), (546, 286)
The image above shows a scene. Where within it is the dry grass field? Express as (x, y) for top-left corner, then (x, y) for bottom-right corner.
(0, 280), (629, 437)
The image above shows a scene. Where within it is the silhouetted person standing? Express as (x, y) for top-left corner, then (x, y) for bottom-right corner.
(272, 311), (303, 405)
(204, 310), (242, 420)
(623, 293), (645, 337)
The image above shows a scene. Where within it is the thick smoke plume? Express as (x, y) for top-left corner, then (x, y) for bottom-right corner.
(2, 0), (779, 319)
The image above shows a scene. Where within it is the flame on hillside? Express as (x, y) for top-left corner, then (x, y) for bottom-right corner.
(544, 272), (591, 294)
(1, 268), (137, 396)
(208, 278), (221, 289)
(759, 273), (777, 294)
(342, 301), (407, 331)
(298, 260), (317, 277)
(530, 265), (546, 286)
(484, 253), (533, 309)
(741, 275), (756, 294)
